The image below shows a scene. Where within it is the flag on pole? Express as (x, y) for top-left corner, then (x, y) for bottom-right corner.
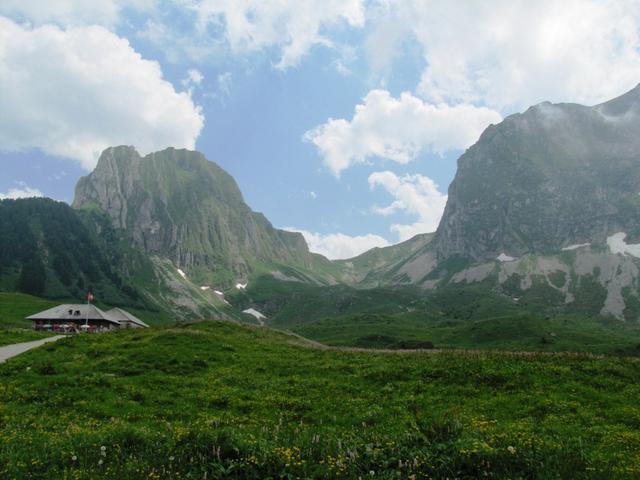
(87, 292), (94, 303)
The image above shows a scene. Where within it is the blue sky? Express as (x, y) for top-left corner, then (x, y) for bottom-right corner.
(1, 1), (639, 258)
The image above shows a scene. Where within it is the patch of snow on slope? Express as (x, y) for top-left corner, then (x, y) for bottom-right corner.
(200, 286), (210, 291)
(242, 308), (266, 325)
(214, 290), (223, 295)
(562, 243), (591, 251)
(177, 268), (187, 279)
(235, 282), (247, 290)
(607, 232), (640, 257)
(496, 253), (515, 262)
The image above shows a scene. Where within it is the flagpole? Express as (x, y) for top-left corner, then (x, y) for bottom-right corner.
(85, 292), (89, 329)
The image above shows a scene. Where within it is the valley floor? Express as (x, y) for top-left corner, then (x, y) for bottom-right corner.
(0, 321), (638, 479)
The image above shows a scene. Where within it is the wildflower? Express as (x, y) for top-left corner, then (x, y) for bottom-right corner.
(169, 456), (175, 462)
(71, 455), (77, 461)
(98, 459), (103, 466)
(507, 446), (516, 454)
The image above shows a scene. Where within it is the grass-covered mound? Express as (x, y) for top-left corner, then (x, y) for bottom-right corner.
(0, 321), (639, 479)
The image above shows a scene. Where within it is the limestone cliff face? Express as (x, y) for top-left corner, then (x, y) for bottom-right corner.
(73, 146), (317, 286)
(433, 84), (640, 262)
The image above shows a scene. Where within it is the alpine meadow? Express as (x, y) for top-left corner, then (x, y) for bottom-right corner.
(1, 1), (640, 479)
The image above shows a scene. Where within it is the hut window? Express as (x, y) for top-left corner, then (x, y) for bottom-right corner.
(68, 309), (73, 315)
(74, 310), (81, 316)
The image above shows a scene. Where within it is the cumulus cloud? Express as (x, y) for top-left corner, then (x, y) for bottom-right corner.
(285, 228), (390, 260)
(368, 0), (640, 110)
(0, 17), (204, 169)
(305, 90), (501, 176)
(369, 171), (447, 241)
(187, 0), (365, 69)
(0, 185), (43, 200)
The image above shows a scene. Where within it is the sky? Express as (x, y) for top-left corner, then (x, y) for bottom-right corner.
(1, 0), (640, 259)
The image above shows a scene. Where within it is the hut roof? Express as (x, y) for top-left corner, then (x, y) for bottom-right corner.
(27, 304), (121, 325)
(105, 308), (149, 328)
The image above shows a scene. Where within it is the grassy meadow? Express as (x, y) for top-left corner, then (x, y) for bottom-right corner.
(293, 313), (640, 354)
(0, 320), (639, 478)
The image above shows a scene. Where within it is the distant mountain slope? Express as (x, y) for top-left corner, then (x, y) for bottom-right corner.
(73, 146), (336, 288)
(334, 232), (434, 287)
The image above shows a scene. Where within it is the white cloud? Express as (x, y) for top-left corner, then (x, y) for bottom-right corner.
(369, 0), (640, 110)
(187, 0), (366, 69)
(305, 89), (501, 176)
(285, 228), (390, 260)
(0, 185), (43, 200)
(369, 171), (447, 241)
(185, 68), (204, 86)
(309, 191), (317, 199)
(182, 68), (204, 95)
(0, 0), (154, 28)
(0, 17), (204, 169)
(217, 72), (232, 98)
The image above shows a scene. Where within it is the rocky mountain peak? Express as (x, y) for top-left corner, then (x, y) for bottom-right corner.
(432, 84), (640, 262)
(73, 147), (319, 287)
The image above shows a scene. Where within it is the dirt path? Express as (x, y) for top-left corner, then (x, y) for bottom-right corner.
(0, 335), (66, 364)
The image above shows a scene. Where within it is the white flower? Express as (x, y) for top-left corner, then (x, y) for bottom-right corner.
(507, 446), (517, 454)
(98, 459), (103, 466)
(100, 446), (106, 451)
(71, 455), (77, 461)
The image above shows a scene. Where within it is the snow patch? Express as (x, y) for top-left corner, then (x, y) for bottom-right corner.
(562, 243), (591, 251)
(607, 232), (640, 258)
(200, 286), (210, 291)
(496, 253), (515, 262)
(235, 282), (247, 290)
(242, 308), (266, 325)
(214, 290), (223, 295)
(177, 268), (187, 279)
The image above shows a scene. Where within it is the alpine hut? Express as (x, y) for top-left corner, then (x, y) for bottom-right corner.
(27, 304), (148, 332)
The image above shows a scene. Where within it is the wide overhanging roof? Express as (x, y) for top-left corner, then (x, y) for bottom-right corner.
(27, 304), (121, 325)
(105, 308), (149, 327)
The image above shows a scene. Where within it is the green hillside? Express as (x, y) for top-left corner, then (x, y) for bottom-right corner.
(0, 198), (145, 306)
(0, 321), (638, 478)
(230, 276), (640, 354)
(0, 292), (58, 329)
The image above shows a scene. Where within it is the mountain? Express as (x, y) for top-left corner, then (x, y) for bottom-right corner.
(434, 83), (640, 261)
(73, 146), (336, 288)
(5, 85), (640, 330)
